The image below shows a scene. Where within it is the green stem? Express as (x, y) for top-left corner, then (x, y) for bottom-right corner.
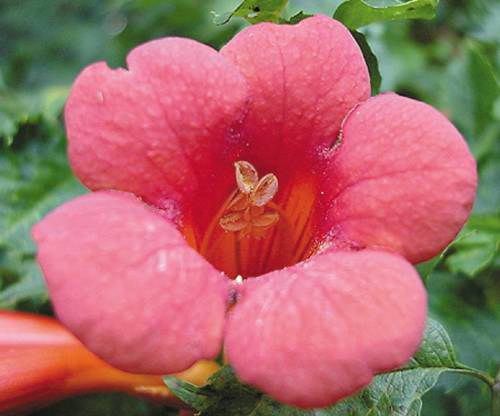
(453, 363), (495, 387)
(454, 364), (500, 416)
(492, 371), (500, 416)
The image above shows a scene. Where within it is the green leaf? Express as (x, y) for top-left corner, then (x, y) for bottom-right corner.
(334, 0), (439, 30)
(166, 319), (491, 415)
(408, 318), (458, 368)
(417, 230), (480, 281)
(165, 366), (304, 415)
(165, 366), (256, 414)
(286, 11), (313, 25)
(0, 89), (41, 145)
(428, 267), (500, 372)
(445, 231), (499, 278)
(0, 122), (85, 310)
(440, 41), (500, 149)
(326, 319), (463, 415)
(434, 214), (500, 279)
(351, 31), (382, 94)
(418, 212), (500, 281)
(0, 85), (69, 145)
(213, 0), (288, 25)
(465, 0), (500, 45)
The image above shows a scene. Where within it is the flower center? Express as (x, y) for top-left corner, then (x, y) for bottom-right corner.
(192, 161), (320, 279)
(219, 161), (280, 239)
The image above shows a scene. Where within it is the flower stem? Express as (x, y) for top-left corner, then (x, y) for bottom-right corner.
(492, 370), (500, 416)
(454, 364), (500, 416)
(454, 363), (495, 387)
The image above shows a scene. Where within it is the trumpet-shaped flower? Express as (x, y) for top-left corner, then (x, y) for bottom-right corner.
(0, 311), (218, 414)
(33, 15), (476, 408)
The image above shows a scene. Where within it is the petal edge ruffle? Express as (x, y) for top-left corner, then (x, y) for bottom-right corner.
(65, 37), (248, 214)
(324, 93), (477, 263)
(220, 15), (370, 172)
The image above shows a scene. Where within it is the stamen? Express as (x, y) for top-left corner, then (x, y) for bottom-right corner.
(219, 211), (248, 232)
(252, 211), (279, 227)
(219, 161), (280, 239)
(196, 160), (316, 279)
(235, 161), (259, 194)
(250, 173), (278, 207)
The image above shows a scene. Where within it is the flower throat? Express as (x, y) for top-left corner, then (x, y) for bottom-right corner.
(219, 161), (280, 238)
(196, 161), (319, 279)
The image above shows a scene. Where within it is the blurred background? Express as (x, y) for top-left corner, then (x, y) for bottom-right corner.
(0, 0), (498, 415)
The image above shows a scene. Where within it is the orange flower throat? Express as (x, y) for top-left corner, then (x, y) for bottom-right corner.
(219, 161), (280, 239)
(194, 161), (319, 279)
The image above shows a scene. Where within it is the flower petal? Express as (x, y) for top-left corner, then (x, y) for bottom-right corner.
(220, 15), (370, 171)
(225, 250), (426, 408)
(324, 93), (477, 263)
(33, 191), (229, 374)
(65, 37), (248, 211)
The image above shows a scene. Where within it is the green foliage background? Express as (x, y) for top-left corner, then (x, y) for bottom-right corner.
(0, 0), (498, 415)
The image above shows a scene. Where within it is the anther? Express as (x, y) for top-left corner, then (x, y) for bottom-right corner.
(219, 161), (279, 238)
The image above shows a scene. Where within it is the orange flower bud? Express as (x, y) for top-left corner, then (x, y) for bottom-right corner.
(0, 311), (218, 414)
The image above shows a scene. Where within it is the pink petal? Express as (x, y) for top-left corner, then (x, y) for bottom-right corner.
(225, 250), (426, 408)
(324, 93), (477, 263)
(65, 37), (248, 215)
(220, 15), (370, 173)
(32, 191), (229, 374)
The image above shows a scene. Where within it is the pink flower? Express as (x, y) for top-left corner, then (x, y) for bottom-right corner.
(32, 15), (476, 408)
